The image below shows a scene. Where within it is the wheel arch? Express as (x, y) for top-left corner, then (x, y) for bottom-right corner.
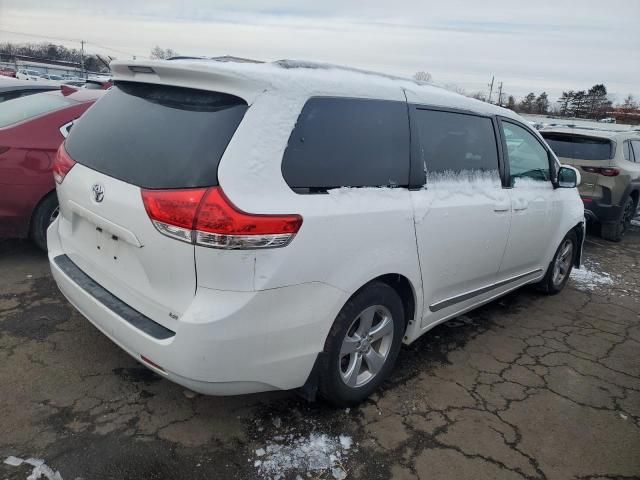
(571, 221), (585, 268)
(28, 188), (57, 236)
(344, 273), (417, 335)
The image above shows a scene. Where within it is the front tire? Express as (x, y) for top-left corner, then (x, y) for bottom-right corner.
(538, 230), (577, 294)
(318, 282), (405, 406)
(30, 193), (59, 251)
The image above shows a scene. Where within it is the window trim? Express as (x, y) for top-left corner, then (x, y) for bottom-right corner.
(497, 116), (556, 188)
(408, 104), (507, 188)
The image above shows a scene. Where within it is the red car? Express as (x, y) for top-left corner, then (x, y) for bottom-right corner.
(0, 87), (105, 249)
(0, 67), (17, 78)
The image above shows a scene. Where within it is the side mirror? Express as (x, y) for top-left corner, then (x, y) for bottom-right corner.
(557, 165), (580, 188)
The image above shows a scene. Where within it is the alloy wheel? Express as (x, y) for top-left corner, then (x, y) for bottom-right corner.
(339, 305), (394, 388)
(552, 238), (573, 287)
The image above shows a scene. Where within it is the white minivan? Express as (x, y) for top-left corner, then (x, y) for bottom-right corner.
(48, 59), (585, 405)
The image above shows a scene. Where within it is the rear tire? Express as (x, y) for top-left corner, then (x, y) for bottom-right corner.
(538, 230), (577, 295)
(30, 193), (59, 251)
(318, 282), (404, 407)
(601, 196), (635, 242)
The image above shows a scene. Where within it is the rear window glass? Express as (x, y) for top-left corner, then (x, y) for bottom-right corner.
(541, 133), (613, 160)
(412, 108), (499, 176)
(282, 97), (410, 192)
(0, 93), (73, 127)
(65, 82), (248, 189)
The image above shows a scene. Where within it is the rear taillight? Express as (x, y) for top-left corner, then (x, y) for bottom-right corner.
(53, 144), (76, 184)
(141, 187), (303, 249)
(582, 166), (620, 177)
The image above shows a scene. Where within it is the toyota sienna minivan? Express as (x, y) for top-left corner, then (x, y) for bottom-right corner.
(48, 59), (585, 405)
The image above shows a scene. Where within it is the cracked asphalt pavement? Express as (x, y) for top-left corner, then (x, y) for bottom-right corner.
(1, 223), (639, 480)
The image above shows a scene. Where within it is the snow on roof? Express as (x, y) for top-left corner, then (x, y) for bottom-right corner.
(110, 58), (521, 120)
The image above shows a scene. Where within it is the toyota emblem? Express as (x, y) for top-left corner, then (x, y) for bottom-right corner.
(92, 183), (105, 203)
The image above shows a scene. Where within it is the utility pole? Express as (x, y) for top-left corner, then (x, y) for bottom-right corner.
(487, 76), (495, 104)
(80, 40), (85, 79)
(497, 82), (503, 106)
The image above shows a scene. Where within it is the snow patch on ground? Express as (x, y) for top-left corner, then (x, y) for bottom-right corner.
(3, 456), (63, 480)
(570, 261), (614, 291)
(253, 432), (353, 479)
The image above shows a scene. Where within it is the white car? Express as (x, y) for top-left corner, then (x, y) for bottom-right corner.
(16, 69), (42, 81)
(48, 59), (585, 405)
(39, 74), (65, 82)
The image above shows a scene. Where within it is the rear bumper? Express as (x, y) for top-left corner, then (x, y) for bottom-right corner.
(582, 197), (622, 224)
(48, 222), (345, 395)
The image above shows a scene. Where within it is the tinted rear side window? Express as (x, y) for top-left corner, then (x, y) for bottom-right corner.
(0, 93), (73, 127)
(412, 108), (499, 176)
(282, 97), (410, 192)
(65, 82), (248, 189)
(541, 133), (613, 160)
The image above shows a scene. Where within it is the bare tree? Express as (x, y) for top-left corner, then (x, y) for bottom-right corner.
(470, 91), (487, 102)
(413, 71), (432, 83)
(621, 94), (638, 109)
(443, 83), (466, 95)
(150, 46), (179, 60)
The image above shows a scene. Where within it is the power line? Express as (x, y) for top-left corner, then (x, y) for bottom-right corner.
(0, 29), (144, 58)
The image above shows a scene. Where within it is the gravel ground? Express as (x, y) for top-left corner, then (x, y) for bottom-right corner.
(1, 221), (639, 480)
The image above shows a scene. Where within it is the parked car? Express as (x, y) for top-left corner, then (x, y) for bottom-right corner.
(541, 128), (640, 241)
(16, 69), (42, 81)
(48, 59), (584, 406)
(0, 88), (105, 249)
(0, 67), (17, 78)
(39, 74), (65, 82)
(0, 78), (59, 103)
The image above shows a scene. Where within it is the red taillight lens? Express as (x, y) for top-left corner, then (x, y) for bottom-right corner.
(141, 188), (206, 229)
(581, 166), (619, 177)
(599, 168), (620, 177)
(141, 186), (303, 249)
(52, 144), (76, 184)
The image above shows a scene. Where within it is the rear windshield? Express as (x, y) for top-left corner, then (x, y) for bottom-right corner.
(65, 82), (248, 189)
(0, 93), (73, 128)
(541, 133), (613, 160)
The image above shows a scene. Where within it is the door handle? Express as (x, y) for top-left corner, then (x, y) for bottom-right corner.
(513, 199), (529, 211)
(493, 204), (510, 212)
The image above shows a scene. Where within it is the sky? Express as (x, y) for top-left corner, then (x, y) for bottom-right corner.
(1, 0), (639, 102)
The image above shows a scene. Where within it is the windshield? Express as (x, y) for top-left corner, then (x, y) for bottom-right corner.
(0, 93), (74, 128)
(542, 133), (613, 160)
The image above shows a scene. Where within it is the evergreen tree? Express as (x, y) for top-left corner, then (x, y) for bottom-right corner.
(557, 91), (574, 117)
(586, 84), (609, 118)
(535, 92), (549, 114)
(570, 90), (588, 118)
(519, 92), (536, 113)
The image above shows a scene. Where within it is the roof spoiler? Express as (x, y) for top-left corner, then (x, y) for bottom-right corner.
(110, 59), (266, 104)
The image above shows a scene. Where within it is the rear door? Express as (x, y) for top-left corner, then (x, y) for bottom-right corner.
(57, 82), (248, 326)
(409, 107), (511, 326)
